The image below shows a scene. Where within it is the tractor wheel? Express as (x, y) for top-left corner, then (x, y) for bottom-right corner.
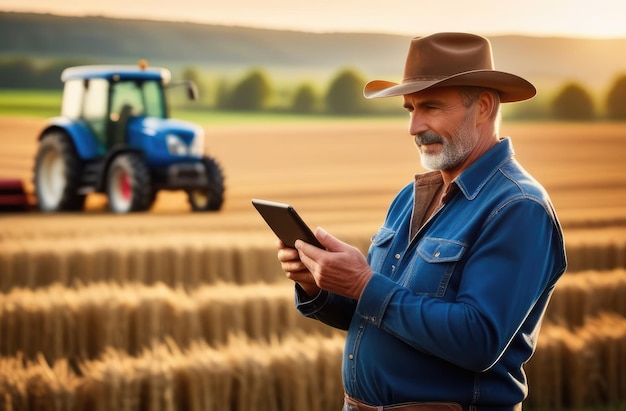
(33, 130), (86, 212)
(106, 153), (152, 213)
(187, 156), (225, 211)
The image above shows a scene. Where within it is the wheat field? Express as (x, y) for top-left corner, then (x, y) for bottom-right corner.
(1, 117), (626, 410)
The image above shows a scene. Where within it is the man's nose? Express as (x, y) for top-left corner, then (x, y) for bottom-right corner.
(408, 112), (427, 137)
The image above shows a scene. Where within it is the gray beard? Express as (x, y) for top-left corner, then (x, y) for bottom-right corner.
(416, 110), (478, 171)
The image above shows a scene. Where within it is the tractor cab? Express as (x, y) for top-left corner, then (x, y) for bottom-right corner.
(60, 64), (171, 154)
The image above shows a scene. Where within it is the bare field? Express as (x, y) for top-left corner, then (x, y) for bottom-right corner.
(1, 117), (626, 239)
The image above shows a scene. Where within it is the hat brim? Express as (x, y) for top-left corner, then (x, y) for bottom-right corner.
(363, 70), (536, 103)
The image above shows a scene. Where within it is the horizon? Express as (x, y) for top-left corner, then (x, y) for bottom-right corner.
(2, 0), (626, 39)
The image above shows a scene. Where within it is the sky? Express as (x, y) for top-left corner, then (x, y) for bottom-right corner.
(1, 0), (626, 39)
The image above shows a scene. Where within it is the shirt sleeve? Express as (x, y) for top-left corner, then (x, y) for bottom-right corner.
(294, 283), (358, 331)
(355, 198), (566, 371)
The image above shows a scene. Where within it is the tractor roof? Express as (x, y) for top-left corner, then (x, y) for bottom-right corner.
(61, 65), (171, 83)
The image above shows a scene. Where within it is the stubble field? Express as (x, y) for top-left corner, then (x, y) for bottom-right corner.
(1, 116), (626, 410)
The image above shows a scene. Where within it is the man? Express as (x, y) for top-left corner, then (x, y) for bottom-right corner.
(276, 33), (567, 411)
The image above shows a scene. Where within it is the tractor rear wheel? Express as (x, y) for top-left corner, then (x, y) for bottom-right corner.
(106, 153), (152, 213)
(33, 130), (86, 212)
(187, 156), (225, 211)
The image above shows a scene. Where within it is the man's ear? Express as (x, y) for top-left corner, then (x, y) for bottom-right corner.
(476, 90), (497, 124)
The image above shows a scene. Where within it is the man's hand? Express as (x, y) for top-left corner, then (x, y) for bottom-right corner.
(295, 227), (373, 300)
(277, 240), (321, 297)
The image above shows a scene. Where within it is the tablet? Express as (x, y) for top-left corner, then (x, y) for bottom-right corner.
(252, 199), (324, 249)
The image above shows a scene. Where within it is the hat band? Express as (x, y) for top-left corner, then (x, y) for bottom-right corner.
(403, 75), (447, 82)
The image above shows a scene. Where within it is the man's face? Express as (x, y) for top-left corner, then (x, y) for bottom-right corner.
(403, 87), (479, 171)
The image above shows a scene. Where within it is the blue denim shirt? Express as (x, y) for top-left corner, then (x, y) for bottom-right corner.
(295, 138), (567, 409)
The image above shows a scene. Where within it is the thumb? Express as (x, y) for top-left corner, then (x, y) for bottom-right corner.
(315, 227), (346, 252)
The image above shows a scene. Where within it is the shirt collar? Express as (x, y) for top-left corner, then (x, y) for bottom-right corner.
(454, 137), (515, 200)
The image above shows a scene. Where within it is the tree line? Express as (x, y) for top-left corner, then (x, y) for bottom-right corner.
(1, 57), (626, 120)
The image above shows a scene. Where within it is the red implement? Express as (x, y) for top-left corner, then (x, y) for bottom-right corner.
(0, 178), (30, 211)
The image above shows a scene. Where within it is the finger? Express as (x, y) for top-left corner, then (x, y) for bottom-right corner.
(295, 238), (326, 260)
(295, 232), (335, 275)
(295, 244), (322, 278)
(315, 227), (349, 252)
(281, 259), (308, 273)
(276, 239), (286, 249)
(278, 247), (301, 263)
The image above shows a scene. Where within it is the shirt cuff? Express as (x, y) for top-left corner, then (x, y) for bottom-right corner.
(356, 273), (398, 327)
(295, 283), (330, 316)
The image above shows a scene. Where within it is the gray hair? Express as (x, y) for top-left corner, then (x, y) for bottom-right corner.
(457, 86), (502, 127)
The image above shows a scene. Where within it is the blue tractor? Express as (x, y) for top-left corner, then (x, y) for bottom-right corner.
(33, 62), (225, 213)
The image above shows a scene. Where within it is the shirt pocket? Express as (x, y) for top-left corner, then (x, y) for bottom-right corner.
(403, 237), (466, 297)
(367, 227), (395, 274)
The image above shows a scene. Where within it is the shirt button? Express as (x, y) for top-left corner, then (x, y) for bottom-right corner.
(349, 354), (354, 360)
(434, 251), (440, 258)
(394, 253), (401, 259)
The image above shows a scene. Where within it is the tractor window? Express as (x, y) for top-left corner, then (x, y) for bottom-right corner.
(82, 78), (109, 149)
(61, 80), (84, 119)
(110, 81), (144, 119)
(143, 80), (166, 118)
(83, 79), (109, 120)
(110, 79), (166, 120)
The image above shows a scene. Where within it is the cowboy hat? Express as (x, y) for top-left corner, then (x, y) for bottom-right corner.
(363, 32), (536, 102)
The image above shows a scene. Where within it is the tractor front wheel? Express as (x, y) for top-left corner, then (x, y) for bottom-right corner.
(106, 153), (152, 213)
(187, 157), (225, 211)
(33, 130), (86, 212)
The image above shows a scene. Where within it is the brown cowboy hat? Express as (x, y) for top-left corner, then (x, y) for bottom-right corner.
(363, 32), (536, 102)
